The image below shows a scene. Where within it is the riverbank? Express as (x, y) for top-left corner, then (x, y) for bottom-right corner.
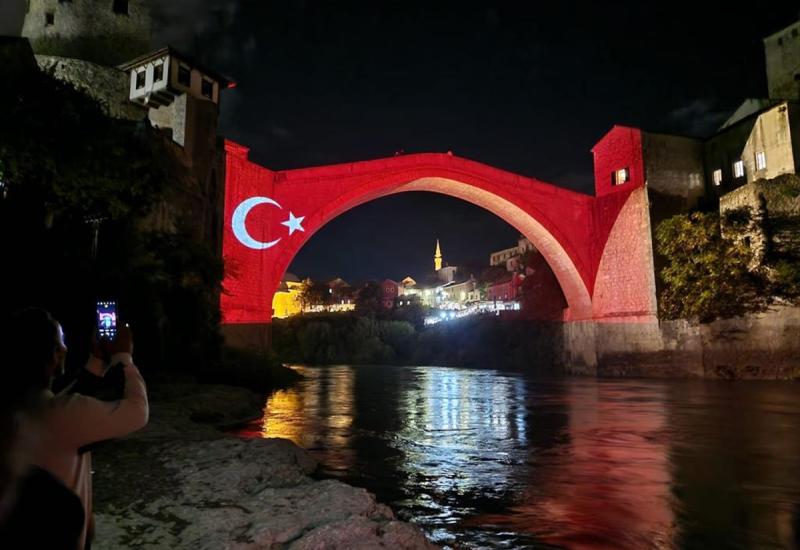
(272, 314), (563, 374)
(271, 306), (800, 379)
(91, 375), (437, 549)
(563, 305), (800, 378)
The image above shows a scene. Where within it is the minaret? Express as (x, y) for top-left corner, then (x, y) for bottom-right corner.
(434, 239), (442, 271)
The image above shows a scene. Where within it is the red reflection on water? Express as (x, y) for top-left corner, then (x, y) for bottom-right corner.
(466, 382), (675, 549)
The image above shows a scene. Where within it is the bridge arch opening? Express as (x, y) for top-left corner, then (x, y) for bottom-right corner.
(268, 176), (592, 321)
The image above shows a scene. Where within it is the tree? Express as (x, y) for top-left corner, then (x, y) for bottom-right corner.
(0, 51), (163, 224)
(0, 46), (222, 371)
(655, 212), (763, 321)
(298, 280), (331, 312)
(355, 281), (384, 315)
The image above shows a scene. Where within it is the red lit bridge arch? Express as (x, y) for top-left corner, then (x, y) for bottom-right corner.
(221, 126), (659, 347)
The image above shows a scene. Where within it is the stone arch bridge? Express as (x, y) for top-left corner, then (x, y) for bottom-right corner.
(221, 127), (658, 349)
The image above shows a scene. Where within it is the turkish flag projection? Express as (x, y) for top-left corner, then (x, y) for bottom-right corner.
(221, 126), (648, 325)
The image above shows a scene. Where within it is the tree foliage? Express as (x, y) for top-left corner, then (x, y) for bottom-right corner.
(655, 212), (763, 321)
(298, 280), (331, 312)
(0, 49), (222, 371)
(0, 58), (164, 222)
(355, 281), (384, 315)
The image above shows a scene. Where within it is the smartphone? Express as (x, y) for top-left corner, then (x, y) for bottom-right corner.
(96, 300), (118, 341)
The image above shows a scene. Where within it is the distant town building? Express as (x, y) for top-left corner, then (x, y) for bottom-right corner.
(487, 274), (519, 302)
(431, 239), (459, 283)
(328, 278), (356, 311)
(381, 279), (400, 309)
(272, 273), (303, 318)
(440, 277), (479, 306)
(489, 236), (535, 272)
(437, 265), (459, 284)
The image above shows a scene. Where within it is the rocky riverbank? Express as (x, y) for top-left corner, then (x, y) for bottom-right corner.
(91, 376), (437, 549)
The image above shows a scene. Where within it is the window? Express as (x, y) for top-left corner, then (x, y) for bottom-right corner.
(611, 167), (629, 186)
(201, 78), (214, 99)
(153, 62), (164, 82)
(177, 64), (191, 87)
(713, 169), (722, 186)
(45, 12), (54, 25)
(112, 0), (128, 15)
(733, 160), (745, 179)
(755, 151), (766, 171)
(135, 70), (146, 89)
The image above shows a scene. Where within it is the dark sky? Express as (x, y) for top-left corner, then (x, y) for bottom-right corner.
(2, 1), (798, 283)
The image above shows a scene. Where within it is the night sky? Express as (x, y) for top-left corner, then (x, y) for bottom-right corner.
(2, 1), (798, 283)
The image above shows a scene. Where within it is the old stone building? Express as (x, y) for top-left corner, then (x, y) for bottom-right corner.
(585, 19), (800, 292)
(489, 236), (536, 272)
(765, 19), (800, 101)
(705, 101), (800, 195)
(17, 0), (233, 253)
(22, 0), (153, 66)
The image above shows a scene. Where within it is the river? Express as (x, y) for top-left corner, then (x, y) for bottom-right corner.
(234, 365), (800, 549)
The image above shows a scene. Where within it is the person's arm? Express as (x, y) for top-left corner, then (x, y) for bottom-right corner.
(58, 325), (149, 447)
(61, 355), (149, 448)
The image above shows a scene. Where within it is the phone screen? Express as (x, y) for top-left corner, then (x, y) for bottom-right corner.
(97, 301), (118, 340)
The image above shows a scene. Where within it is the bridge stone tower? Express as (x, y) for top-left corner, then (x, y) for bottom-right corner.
(21, 0), (153, 66)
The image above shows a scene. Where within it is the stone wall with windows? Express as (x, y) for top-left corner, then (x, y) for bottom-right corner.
(22, 0), (152, 66)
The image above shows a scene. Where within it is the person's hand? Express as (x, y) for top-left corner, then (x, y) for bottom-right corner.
(90, 332), (105, 360)
(103, 324), (134, 357)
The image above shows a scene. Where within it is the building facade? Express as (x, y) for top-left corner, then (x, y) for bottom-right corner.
(765, 20), (800, 101)
(22, 0), (153, 66)
(272, 273), (303, 319)
(489, 236), (536, 272)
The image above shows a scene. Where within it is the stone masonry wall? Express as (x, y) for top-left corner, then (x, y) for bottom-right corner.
(557, 306), (800, 379)
(591, 186), (658, 321)
(22, 0), (152, 66)
(35, 55), (146, 120)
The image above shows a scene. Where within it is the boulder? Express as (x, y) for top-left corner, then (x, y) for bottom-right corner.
(91, 379), (438, 549)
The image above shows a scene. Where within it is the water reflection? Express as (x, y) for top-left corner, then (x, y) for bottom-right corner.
(470, 381), (675, 549)
(236, 366), (800, 549)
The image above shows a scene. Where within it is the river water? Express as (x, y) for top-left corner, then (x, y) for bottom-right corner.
(235, 365), (800, 549)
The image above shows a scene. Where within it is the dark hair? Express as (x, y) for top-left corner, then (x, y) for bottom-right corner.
(0, 308), (60, 404)
(0, 309), (59, 520)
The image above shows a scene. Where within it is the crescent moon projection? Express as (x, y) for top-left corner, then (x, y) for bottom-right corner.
(231, 196), (283, 250)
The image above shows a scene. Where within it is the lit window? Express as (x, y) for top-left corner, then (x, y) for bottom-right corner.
(611, 167), (629, 186)
(713, 169), (722, 186)
(755, 151), (766, 171)
(135, 70), (146, 89)
(153, 62), (164, 82)
(45, 12), (54, 25)
(112, 0), (128, 15)
(201, 78), (214, 99)
(177, 64), (191, 87)
(733, 160), (745, 179)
